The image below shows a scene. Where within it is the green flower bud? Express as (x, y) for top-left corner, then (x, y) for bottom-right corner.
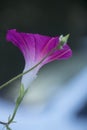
(58, 34), (70, 49)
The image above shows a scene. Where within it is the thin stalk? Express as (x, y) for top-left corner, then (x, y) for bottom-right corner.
(0, 121), (7, 125)
(0, 46), (57, 90)
(8, 88), (28, 125)
(0, 88), (28, 129)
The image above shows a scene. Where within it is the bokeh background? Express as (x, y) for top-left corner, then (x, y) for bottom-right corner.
(0, 0), (87, 130)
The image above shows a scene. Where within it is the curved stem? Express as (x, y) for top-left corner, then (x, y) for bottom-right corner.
(8, 88), (28, 125)
(0, 87), (28, 129)
(0, 121), (7, 125)
(0, 46), (57, 91)
(0, 60), (42, 90)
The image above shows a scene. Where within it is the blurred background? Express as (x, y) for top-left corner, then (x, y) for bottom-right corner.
(0, 0), (87, 130)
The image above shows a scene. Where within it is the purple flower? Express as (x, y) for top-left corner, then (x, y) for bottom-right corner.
(6, 29), (72, 88)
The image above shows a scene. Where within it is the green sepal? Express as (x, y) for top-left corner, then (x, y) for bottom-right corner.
(58, 34), (70, 49)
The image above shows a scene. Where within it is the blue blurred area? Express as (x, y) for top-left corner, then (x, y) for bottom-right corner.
(0, 67), (87, 130)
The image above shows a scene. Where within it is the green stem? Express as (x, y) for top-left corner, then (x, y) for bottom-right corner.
(0, 88), (28, 130)
(6, 125), (12, 130)
(8, 103), (19, 125)
(8, 88), (28, 125)
(0, 61), (41, 90)
(0, 46), (57, 91)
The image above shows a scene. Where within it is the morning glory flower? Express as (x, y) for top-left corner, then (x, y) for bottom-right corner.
(6, 29), (72, 89)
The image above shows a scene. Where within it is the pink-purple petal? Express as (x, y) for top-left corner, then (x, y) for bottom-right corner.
(43, 44), (72, 64)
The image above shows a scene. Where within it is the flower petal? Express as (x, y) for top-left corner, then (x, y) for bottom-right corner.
(43, 44), (72, 64)
(6, 29), (52, 63)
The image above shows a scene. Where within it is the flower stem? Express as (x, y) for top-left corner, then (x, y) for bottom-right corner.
(8, 88), (28, 125)
(0, 62), (40, 90)
(0, 86), (28, 129)
(0, 44), (58, 91)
